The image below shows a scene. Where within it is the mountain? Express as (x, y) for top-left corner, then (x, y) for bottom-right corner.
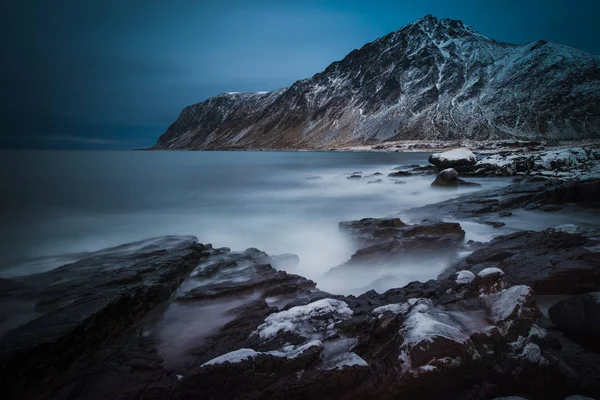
(154, 15), (600, 150)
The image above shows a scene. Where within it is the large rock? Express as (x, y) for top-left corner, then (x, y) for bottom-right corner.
(428, 148), (477, 168)
(430, 168), (482, 188)
(0, 236), (208, 399)
(333, 218), (466, 271)
(439, 227), (600, 295)
(431, 167), (459, 186)
(549, 292), (600, 352)
(407, 178), (600, 222)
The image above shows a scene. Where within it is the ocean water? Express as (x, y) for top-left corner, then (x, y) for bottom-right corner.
(2, 150), (594, 294)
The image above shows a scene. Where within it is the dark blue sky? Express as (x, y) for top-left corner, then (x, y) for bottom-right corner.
(2, 0), (599, 149)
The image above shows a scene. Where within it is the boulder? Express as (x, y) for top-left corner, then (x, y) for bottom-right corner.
(431, 168), (458, 187)
(428, 148), (477, 168)
(334, 218), (465, 271)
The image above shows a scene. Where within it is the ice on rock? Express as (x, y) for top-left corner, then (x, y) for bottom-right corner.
(519, 342), (547, 364)
(202, 341), (324, 368)
(202, 348), (259, 366)
(485, 285), (532, 324)
(254, 298), (353, 340)
(373, 299), (418, 317)
(477, 267), (505, 277)
(266, 340), (323, 359)
(400, 299), (471, 346)
(456, 270), (476, 284)
(325, 352), (368, 370)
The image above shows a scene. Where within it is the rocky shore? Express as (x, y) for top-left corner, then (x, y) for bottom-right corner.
(1, 148), (599, 399)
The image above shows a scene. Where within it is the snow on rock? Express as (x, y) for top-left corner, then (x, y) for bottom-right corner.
(475, 147), (600, 178)
(202, 348), (259, 366)
(373, 298), (418, 316)
(429, 148), (477, 168)
(325, 352), (369, 370)
(254, 298), (353, 340)
(266, 340), (324, 359)
(456, 270), (476, 284)
(518, 342), (547, 365)
(533, 147), (597, 170)
(400, 299), (471, 347)
(477, 267), (505, 277)
(396, 282), (538, 373)
(485, 285), (534, 328)
(202, 341), (325, 368)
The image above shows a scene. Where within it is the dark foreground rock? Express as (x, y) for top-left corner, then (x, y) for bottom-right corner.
(2, 237), (600, 399)
(439, 226), (600, 295)
(549, 292), (600, 352)
(172, 272), (600, 400)
(0, 236), (208, 399)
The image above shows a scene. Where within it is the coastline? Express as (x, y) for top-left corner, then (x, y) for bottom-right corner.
(1, 148), (599, 399)
(148, 139), (600, 153)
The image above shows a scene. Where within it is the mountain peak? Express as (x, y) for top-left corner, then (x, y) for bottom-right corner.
(404, 14), (489, 40)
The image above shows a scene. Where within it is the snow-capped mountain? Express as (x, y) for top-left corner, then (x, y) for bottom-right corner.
(155, 15), (600, 150)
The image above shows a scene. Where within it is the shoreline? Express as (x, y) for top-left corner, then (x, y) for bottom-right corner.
(149, 139), (600, 153)
(1, 151), (600, 399)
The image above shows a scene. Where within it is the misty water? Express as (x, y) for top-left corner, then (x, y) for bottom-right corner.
(2, 150), (599, 295)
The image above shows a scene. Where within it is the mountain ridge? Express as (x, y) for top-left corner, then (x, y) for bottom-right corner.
(155, 15), (600, 150)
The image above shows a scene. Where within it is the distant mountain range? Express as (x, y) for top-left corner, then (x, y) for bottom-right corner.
(154, 15), (600, 150)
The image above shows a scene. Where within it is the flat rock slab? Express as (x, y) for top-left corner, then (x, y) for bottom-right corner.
(406, 178), (600, 221)
(439, 227), (600, 295)
(0, 236), (208, 398)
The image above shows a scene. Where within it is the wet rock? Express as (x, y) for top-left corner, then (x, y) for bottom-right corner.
(440, 227), (600, 295)
(388, 170), (412, 177)
(339, 217), (407, 246)
(347, 174), (362, 179)
(368, 179), (383, 184)
(431, 168), (459, 187)
(334, 218), (465, 271)
(549, 292), (600, 352)
(304, 176), (322, 180)
(407, 178), (600, 222)
(0, 236), (207, 399)
(499, 211), (513, 217)
(4, 237), (600, 400)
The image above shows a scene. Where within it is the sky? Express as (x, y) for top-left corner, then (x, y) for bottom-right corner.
(1, 0), (599, 149)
